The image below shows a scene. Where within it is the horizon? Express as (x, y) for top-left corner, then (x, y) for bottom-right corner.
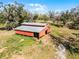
(0, 0), (79, 13)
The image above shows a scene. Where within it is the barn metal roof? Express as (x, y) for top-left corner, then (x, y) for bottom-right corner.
(15, 26), (45, 33)
(21, 22), (47, 26)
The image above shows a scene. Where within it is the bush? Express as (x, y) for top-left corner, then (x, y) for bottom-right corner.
(66, 22), (79, 30)
(5, 22), (18, 30)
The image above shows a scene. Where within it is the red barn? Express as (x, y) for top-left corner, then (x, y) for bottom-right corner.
(21, 22), (50, 33)
(15, 23), (50, 38)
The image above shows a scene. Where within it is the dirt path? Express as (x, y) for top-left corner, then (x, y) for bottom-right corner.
(10, 55), (25, 59)
(0, 30), (14, 39)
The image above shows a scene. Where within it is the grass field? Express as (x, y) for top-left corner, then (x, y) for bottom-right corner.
(0, 25), (79, 59)
(0, 30), (57, 59)
(51, 25), (79, 59)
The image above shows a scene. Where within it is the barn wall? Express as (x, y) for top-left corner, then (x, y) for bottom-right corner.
(39, 29), (46, 38)
(45, 25), (51, 33)
(15, 24), (50, 38)
(15, 30), (34, 36)
(39, 26), (50, 38)
(47, 27), (51, 33)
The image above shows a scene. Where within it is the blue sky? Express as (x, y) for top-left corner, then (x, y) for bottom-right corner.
(0, 0), (79, 13)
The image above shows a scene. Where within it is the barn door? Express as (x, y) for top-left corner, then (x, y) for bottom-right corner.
(45, 30), (48, 34)
(34, 32), (39, 38)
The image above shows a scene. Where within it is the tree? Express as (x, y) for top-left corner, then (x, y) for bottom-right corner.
(33, 14), (38, 22)
(60, 10), (71, 25)
(48, 11), (55, 22)
(0, 2), (30, 30)
(38, 14), (49, 22)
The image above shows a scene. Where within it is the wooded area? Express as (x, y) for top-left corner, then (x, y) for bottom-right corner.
(0, 2), (79, 30)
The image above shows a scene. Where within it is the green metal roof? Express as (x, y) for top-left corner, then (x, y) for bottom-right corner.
(21, 22), (47, 26)
(15, 26), (45, 33)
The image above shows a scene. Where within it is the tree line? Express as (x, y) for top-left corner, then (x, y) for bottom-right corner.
(0, 2), (79, 30)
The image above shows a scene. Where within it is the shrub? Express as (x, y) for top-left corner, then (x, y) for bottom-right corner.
(66, 22), (79, 30)
(5, 22), (18, 30)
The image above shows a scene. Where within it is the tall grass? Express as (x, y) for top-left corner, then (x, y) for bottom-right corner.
(0, 32), (35, 59)
(51, 25), (79, 59)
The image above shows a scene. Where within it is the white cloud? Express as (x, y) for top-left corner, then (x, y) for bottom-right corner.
(26, 3), (48, 14)
(29, 3), (46, 8)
